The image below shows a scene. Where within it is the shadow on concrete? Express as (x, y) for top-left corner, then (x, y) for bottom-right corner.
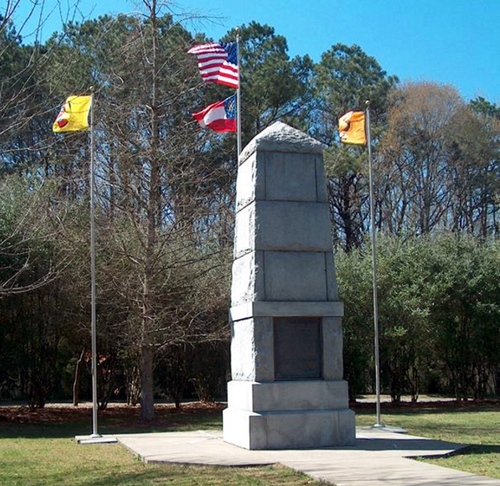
(353, 437), (465, 455)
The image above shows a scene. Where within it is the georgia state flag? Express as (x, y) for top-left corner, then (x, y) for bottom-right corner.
(192, 95), (236, 133)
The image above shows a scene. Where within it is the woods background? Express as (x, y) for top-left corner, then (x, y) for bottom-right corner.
(1, 1), (499, 418)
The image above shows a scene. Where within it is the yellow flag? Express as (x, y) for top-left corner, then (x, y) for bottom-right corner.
(52, 95), (92, 133)
(338, 111), (366, 145)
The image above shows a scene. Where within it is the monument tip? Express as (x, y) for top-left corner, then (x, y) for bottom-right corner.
(239, 121), (325, 165)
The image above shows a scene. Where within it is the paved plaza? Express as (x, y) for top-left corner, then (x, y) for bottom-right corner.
(114, 427), (500, 486)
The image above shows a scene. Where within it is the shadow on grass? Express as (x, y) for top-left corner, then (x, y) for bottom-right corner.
(456, 445), (500, 456)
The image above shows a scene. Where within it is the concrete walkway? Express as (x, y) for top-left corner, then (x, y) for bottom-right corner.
(115, 427), (500, 486)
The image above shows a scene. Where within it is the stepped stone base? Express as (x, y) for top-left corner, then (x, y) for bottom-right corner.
(223, 407), (355, 450)
(223, 380), (355, 450)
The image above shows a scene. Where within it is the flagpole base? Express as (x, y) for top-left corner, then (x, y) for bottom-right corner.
(75, 435), (118, 444)
(370, 425), (407, 434)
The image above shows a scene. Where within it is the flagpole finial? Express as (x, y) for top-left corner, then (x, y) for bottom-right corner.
(365, 99), (370, 107)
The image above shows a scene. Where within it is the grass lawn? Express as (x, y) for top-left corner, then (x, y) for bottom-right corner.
(0, 400), (499, 485)
(0, 403), (328, 486)
(355, 400), (500, 479)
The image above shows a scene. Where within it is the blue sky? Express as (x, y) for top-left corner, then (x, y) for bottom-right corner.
(11, 0), (500, 103)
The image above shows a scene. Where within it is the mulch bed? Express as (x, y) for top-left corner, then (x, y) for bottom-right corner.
(0, 401), (226, 428)
(0, 399), (498, 427)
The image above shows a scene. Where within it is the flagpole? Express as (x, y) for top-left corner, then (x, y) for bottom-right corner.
(366, 100), (382, 428)
(88, 86), (100, 439)
(75, 89), (116, 445)
(236, 29), (242, 156)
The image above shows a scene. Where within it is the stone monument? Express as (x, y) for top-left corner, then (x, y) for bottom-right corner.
(223, 122), (355, 450)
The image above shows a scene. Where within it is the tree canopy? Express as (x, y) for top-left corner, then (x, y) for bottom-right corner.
(1, 2), (500, 411)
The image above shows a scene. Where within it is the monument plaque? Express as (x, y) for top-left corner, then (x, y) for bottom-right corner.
(223, 122), (355, 450)
(274, 317), (322, 380)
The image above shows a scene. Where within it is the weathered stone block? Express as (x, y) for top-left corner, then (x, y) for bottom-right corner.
(234, 201), (333, 258)
(326, 253), (339, 300)
(223, 407), (355, 450)
(262, 151), (318, 202)
(231, 251), (265, 306)
(233, 203), (255, 259)
(230, 317), (274, 382)
(264, 251), (328, 301)
(315, 155), (328, 203)
(256, 201), (333, 252)
(227, 380), (350, 412)
(236, 152), (266, 211)
(322, 317), (344, 380)
(229, 301), (344, 322)
(222, 408), (259, 450)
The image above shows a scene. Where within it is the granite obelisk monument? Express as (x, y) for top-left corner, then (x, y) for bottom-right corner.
(223, 122), (355, 450)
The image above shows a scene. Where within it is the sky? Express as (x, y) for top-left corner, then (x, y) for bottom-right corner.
(10, 0), (500, 104)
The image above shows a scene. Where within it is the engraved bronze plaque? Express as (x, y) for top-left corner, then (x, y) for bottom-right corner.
(274, 317), (322, 380)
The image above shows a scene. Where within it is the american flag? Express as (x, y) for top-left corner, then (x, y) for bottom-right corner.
(188, 42), (239, 89)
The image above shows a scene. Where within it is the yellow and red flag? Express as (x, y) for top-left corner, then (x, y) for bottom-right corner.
(53, 95), (92, 133)
(338, 111), (366, 145)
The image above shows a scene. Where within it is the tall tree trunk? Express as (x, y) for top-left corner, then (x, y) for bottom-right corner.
(139, 0), (160, 422)
(140, 340), (155, 420)
(72, 349), (85, 406)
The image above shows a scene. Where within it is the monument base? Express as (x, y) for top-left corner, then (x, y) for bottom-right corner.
(223, 380), (355, 450)
(223, 407), (355, 450)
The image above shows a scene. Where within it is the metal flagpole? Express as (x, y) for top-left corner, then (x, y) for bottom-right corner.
(366, 100), (382, 428)
(236, 29), (242, 157)
(76, 88), (116, 445)
(89, 86), (100, 439)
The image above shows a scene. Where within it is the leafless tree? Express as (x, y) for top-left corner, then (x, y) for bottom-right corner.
(379, 82), (462, 235)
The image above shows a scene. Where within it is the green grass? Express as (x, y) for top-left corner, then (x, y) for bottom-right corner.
(354, 401), (500, 479)
(0, 404), (327, 486)
(0, 400), (499, 485)
(0, 440), (323, 486)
